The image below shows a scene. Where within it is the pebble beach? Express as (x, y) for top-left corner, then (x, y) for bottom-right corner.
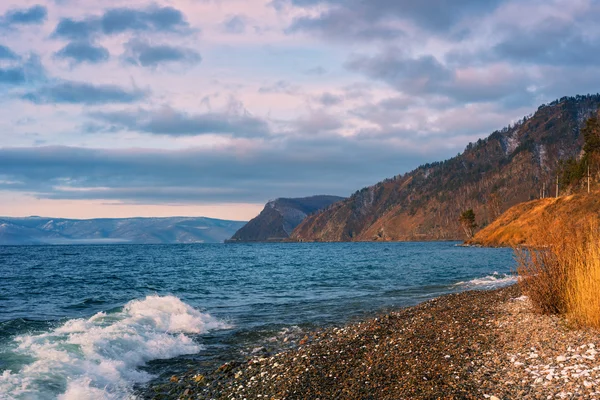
(148, 285), (600, 399)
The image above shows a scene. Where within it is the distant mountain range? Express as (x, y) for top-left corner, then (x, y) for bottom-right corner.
(290, 95), (600, 242)
(226, 196), (345, 242)
(0, 217), (246, 245)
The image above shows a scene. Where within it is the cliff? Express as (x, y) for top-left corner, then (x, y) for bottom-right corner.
(291, 95), (600, 242)
(227, 195), (345, 242)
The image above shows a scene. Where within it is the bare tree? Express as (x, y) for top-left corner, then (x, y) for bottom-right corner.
(487, 193), (502, 220)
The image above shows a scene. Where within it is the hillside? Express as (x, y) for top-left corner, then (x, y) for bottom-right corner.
(469, 192), (600, 247)
(0, 216), (246, 245)
(227, 195), (345, 242)
(291, 95), (600, 242)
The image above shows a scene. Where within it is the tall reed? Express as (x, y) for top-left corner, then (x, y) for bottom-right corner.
(516, 218), (600, 328)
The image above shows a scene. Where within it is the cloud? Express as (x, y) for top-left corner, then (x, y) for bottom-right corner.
(0, 45), (19, 60)
(52, 5), (189, 40)
(346, 50), (451, 94)
(4, 0), (600, 215)
(492, 17), (600, 67)
(54, 41), (110, 64)
(294, 110), (343, 132)
(52, 18), (98, 40)
(121, 39), (201, 67)
(23, 81), (146, 105)
(318, 92), (343, 106)
(101, 6), (188, 35)
(1, 5), (47, 27)
(88, 106), (270, 137)
(0, 139), (448, 204)
(0, 55), (45, 85)
(258, 80), (299, 94)
(288, 7), (404, 41)
(346, 49), (534, 105)
(221, 15), (247, 34)
(281, 0), (502, 40)
(0, 67), (25, 85)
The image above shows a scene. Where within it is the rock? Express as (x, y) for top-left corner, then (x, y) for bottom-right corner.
(218, 362), (235, 373)
(145, 285), (600, 400)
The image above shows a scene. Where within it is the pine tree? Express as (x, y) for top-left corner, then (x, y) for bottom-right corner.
(459, 209), (477, 238)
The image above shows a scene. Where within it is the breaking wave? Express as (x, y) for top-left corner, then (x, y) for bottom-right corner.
(455, 272), (518, 290)
(0, 295), (230, 400)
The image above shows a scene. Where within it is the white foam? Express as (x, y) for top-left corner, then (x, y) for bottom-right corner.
(0, 295), (230, 400)
(455, 272), (518, 289)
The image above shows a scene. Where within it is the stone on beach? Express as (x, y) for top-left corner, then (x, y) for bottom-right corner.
(147, 286), (600, 399)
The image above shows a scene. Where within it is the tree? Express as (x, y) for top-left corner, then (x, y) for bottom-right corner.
(560, 111), (600, 189)
(459, 209), (478, 238)
(582, 114), (600, 155)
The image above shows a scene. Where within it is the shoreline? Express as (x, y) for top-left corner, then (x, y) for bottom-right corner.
(148, 284), (600, 399)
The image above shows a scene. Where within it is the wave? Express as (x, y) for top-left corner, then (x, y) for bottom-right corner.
(454, 272), (518, 290)
(0, 295), (230, 400)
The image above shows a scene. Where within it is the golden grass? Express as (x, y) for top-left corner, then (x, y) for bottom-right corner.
(471, 192), (600, 247)
(564, 222), (600, 328)
(516, 217), (600, 328)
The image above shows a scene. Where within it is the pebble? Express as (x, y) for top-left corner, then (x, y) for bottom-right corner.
(145, 286), (600, 400)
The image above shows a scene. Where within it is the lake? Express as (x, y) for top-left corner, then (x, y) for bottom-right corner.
(0, 242), (515, 399)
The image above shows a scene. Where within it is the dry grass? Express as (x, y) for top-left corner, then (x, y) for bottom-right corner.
(516, 217), (600, 328)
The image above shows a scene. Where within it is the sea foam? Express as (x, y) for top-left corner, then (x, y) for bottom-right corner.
(455, 272), (518, 290)
(0, 295), (230, 400)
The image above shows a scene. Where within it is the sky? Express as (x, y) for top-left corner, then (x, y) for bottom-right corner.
(1, 0), (600, 221)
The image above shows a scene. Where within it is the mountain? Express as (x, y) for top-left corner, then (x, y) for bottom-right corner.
(469, 192), (600, 247)
(291, 94), (600, 242)
(227, 195), (345, 242)
(0, 216), (246, 245)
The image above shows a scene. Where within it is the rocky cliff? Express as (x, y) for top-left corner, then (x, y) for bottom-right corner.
(291, 95), (600, 242)
(227, 196), (345, 242)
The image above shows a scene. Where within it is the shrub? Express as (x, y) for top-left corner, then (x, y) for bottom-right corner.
(516, 218), (600, 328)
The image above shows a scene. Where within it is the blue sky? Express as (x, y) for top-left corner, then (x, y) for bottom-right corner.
(1, 0), (599, 220)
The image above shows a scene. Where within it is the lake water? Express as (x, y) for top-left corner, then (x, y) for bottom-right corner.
(0, 242), (515, 399)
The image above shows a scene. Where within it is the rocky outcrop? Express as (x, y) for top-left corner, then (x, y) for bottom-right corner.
(227, 196), (344, 242)
(290, 95), (600, 242)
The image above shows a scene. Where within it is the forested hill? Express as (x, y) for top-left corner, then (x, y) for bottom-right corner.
(290, 95), (600, 242)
